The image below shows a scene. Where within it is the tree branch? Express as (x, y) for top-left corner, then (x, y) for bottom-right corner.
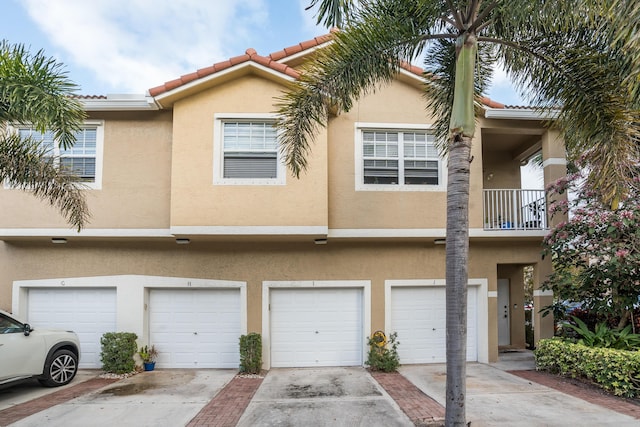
(468, 1), (498, 34)
(445, 0), (464, 29)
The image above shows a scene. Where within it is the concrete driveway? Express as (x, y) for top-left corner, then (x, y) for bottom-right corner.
(2, 357), (639, 427)
(0, 371), (97, 412)
(401, 363), (639, 427)
(5, 369), (237, 427)
(237, 367), (413, 427)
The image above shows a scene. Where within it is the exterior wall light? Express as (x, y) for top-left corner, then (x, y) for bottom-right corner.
(175, 238), (191, 244)
(314, 238), (328, 245)
(434, 239), (446, 245)
(51, 238), (67, 244)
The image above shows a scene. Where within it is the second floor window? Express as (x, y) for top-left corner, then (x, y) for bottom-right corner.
(18, 126), (99, 183)
(222, 121), (278, 179)
(214, 114), (285, 186)
(362, 129), (440, 187)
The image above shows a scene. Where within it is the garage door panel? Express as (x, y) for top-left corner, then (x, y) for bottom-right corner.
(27, 288), (117, 369)
(390, 286), (477, 364)
(149, 289), (241, 369)
(270, 288), (363, 368)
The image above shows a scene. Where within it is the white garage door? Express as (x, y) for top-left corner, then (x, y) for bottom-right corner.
(27, 288), (117, 368)
(270, 288), (363, 367)
(390, 286), (478, 363)
(149, 289), (241, 368)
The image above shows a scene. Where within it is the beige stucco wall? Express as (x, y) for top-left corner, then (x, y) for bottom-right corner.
(327, 78), (488, 230)
(169, 75), (328, 228)
(0, 238), (545, 363)
(0, 111), (173, 229)
(482, 149), (522, 190)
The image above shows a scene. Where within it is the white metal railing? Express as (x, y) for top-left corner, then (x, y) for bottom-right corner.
(483, 189), (548, 230)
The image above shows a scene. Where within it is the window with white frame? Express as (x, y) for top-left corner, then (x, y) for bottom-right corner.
(214, 115), (285, 185)
(358, 126), (442, 189)
(15, 123), (103, 188)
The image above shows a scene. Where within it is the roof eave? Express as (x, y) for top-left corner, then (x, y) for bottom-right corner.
(484, 107), (558, 120)
(81, 94), (159, 111)
(153, 62), (297, 109)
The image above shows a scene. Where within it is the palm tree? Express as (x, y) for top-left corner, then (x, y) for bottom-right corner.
(277, 1), (639, 425)
(0, 41), (89, 230)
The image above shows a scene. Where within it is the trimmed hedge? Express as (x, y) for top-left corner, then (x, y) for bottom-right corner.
(535, 338), (640, 397)
(239, 332), (262, 374)
(100, 332), (138, 374)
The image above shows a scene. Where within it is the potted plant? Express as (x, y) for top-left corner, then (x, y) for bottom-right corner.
(139, 345), (158, 371)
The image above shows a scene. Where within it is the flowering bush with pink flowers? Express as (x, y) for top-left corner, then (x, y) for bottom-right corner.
(542, 169), (640, 328)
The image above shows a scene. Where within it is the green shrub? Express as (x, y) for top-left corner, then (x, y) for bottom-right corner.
(366, 331), (400, 372)
(239, 332), (262, 374)
(535, 338), (640, 397)
(564, 316), (640, 350)
(100, 332), (138, 374)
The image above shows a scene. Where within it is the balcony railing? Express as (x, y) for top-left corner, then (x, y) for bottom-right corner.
(483, 189), (548, 230)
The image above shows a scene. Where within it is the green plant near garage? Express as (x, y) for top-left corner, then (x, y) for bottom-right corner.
(366, 331), (400, 373)
(239, 332), (262, 374)
(100, 332), (138, 374)
(535, 338), (640, 398)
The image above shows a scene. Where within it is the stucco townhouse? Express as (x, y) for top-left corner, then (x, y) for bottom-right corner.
(0, 33), (564, 370)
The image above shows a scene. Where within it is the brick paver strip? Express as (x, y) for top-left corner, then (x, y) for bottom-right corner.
(187, 375), (263, 427)
(371, 371), (445, 426)
(510, 370), (640, 420)
(0, 377), (119, 426)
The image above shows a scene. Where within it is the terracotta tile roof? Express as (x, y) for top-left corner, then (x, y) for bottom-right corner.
(148, 32), (335, 97)
(479, 96), (505, 109)
(147, 30), (509, 110)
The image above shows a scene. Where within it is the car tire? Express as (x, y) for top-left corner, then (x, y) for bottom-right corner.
(39, 349), (78, 387)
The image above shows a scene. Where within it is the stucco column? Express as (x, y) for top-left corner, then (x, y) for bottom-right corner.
(534, 129), (567, 342)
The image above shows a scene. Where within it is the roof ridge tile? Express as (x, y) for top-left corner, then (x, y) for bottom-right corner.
(148, 30), (507, 109)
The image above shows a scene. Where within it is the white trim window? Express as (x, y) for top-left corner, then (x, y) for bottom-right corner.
(355, 123), (445, 191)
(214, 114), (285, 185)
(15, 122), (104, 189)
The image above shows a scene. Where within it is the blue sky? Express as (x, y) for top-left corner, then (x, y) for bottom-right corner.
(2, 0), (526, 105)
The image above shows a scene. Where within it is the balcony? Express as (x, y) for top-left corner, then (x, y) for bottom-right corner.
(483, 189), (548, 230)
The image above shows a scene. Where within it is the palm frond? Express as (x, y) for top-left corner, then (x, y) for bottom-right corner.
(0, 40), (85, 149)
(488, 6), (639, 205)
(423, 36), (495, 153)
(0, 131), (89, 230)
(602, 1), (640, 100)
(276, 0), (448, 176)
(305, 0), (356, 28)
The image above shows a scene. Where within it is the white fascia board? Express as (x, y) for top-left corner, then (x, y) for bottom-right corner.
(0, 228), (172, 238)
(398, 67), (426, 83)
(484, 108), (558, 120)
(274, 40), (332, 63)
(81, 94), (159, 111)
(153, 62), (296, 104)
(468, 228), (548, 238)
(330, 228), (547, 239)
(170, 226), (328, 236)
(329, 228), (446, 238)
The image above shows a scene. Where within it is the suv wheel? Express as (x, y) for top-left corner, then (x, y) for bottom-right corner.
(39, 349), (78, 387)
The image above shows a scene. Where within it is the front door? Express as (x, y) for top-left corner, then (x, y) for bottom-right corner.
(497, 279), (511, 346)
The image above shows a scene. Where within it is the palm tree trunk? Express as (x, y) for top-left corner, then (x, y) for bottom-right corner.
(445, 34), (476, 427)
(445, 133), (471, 426)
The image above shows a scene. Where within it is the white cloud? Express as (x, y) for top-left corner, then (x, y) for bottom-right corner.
(296, 0), (324, 34)
(22, 0), (269, 93)
(488, 64), (527, 105)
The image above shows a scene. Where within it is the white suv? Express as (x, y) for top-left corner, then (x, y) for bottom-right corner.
(0, 309), (80, 387)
